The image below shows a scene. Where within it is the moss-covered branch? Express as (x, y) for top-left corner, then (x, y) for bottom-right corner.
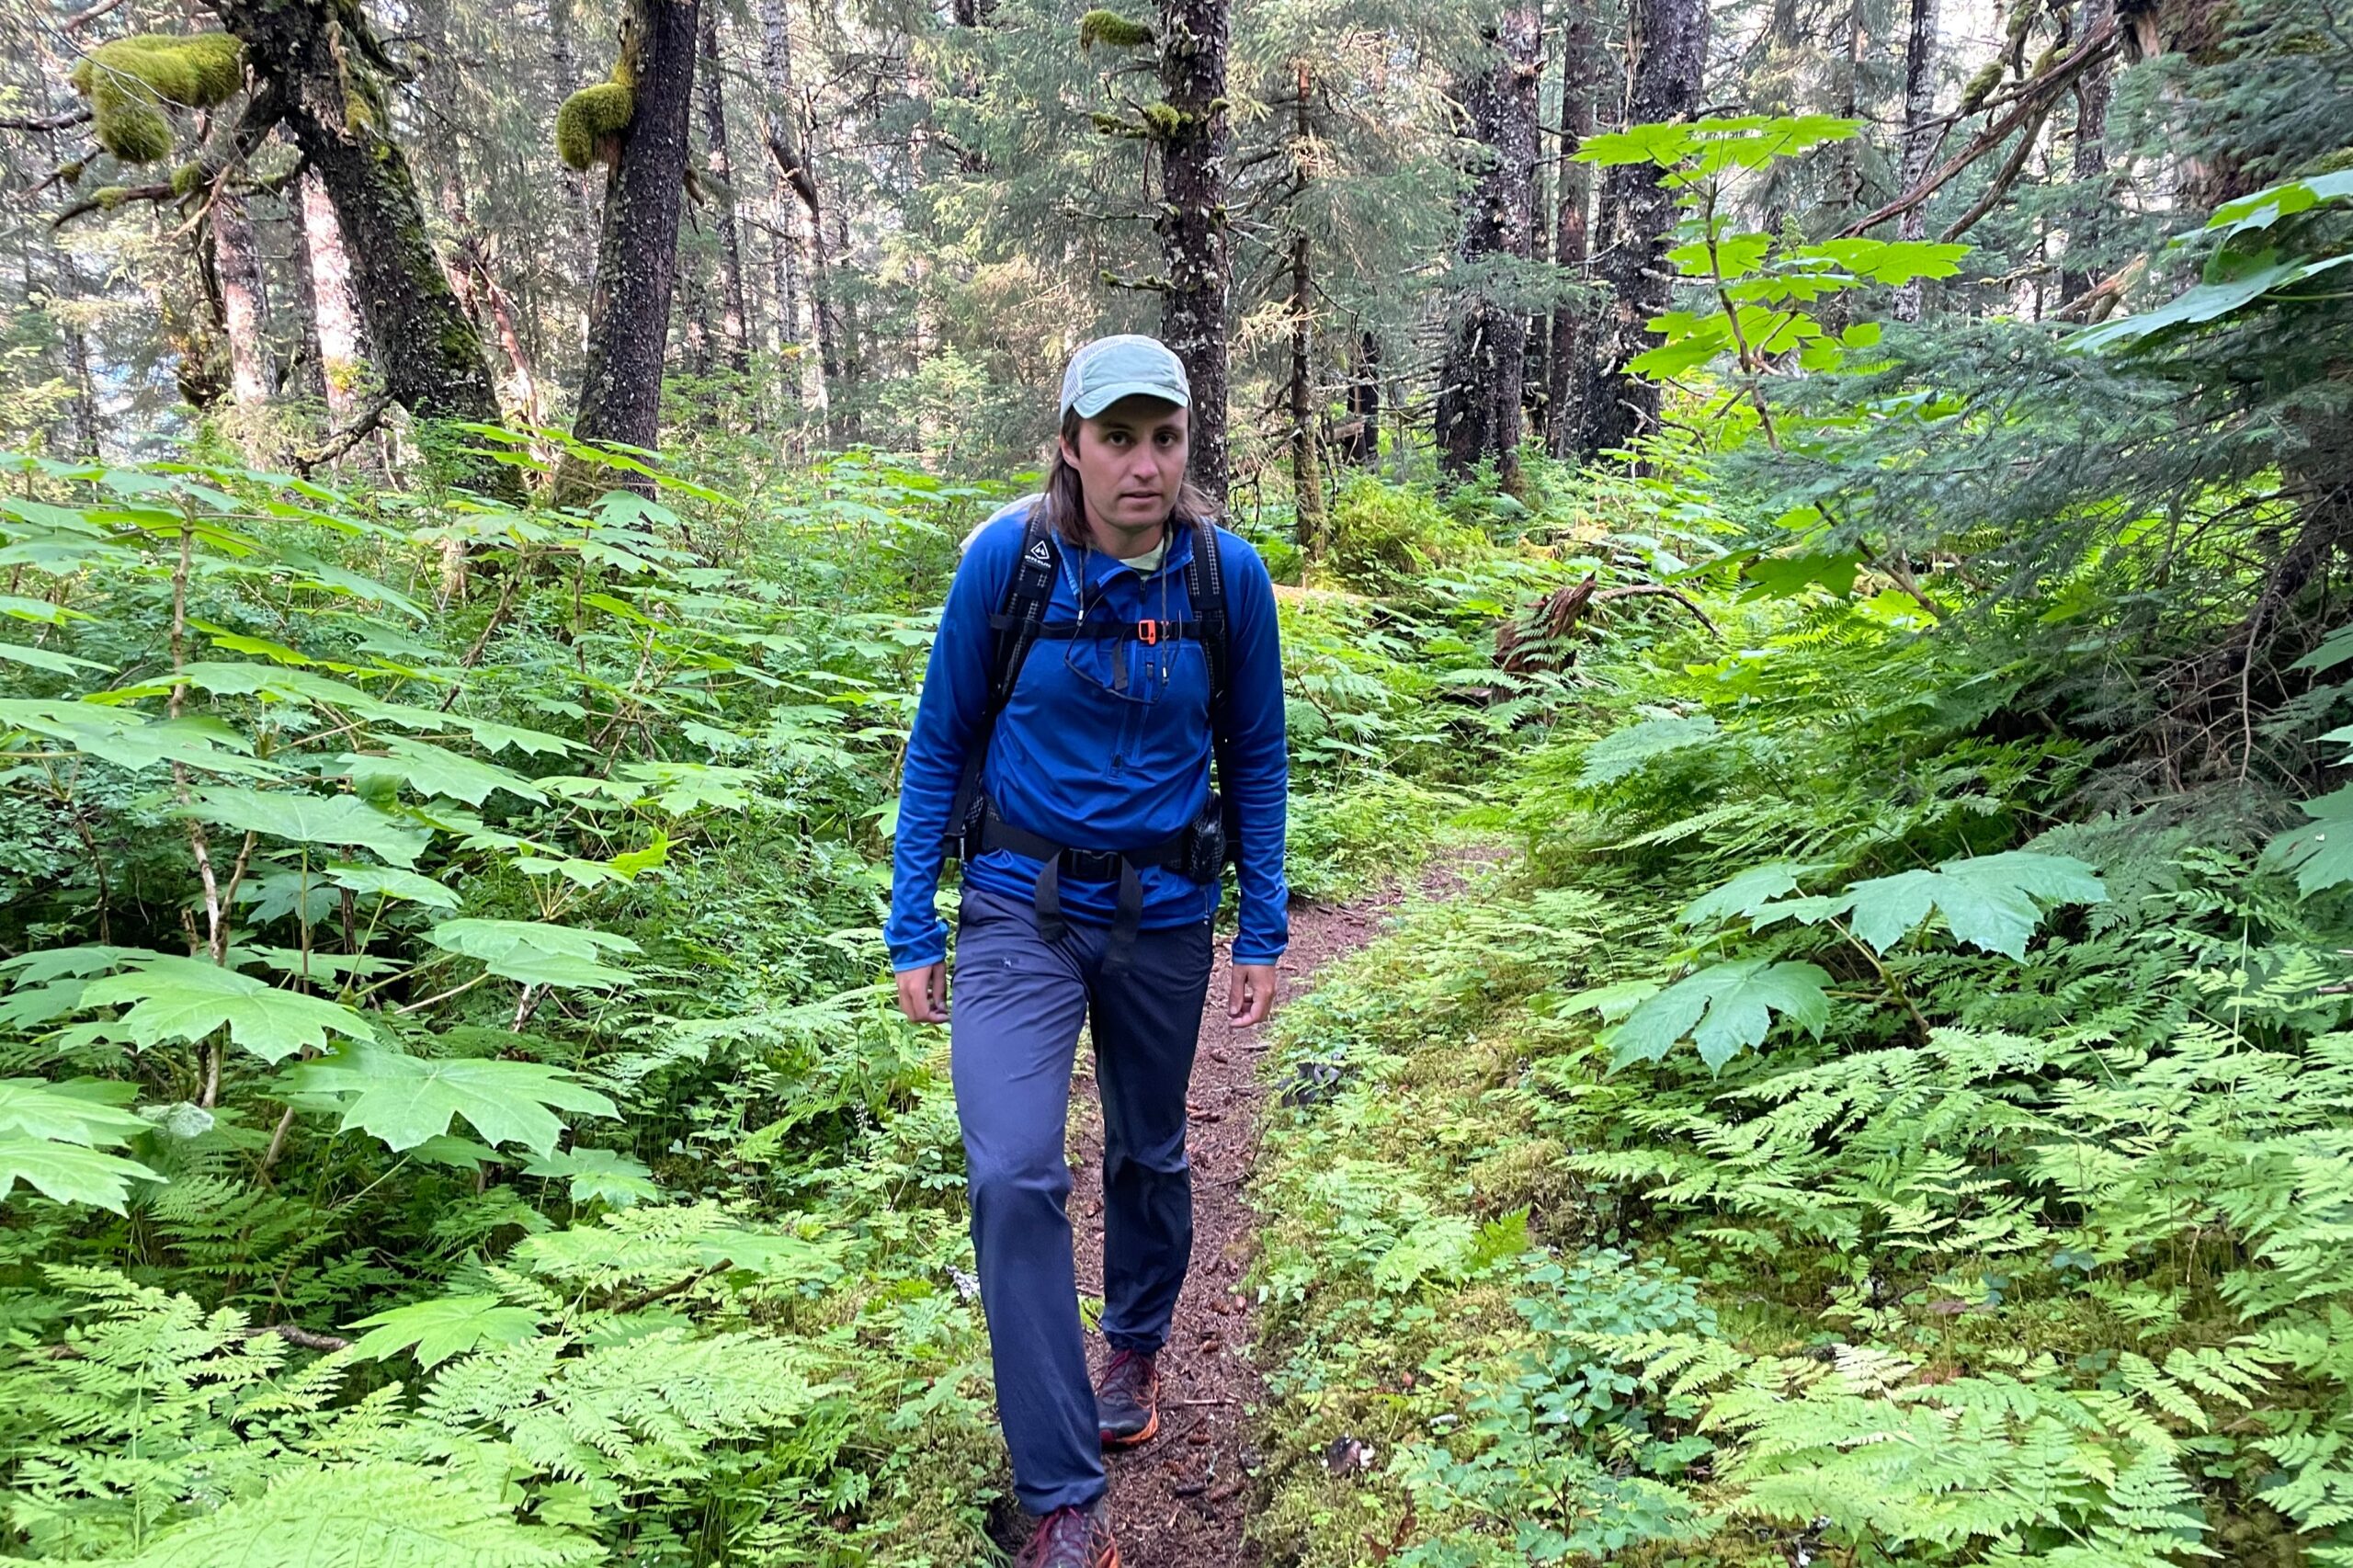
(1078, 8), (1154, 51)
(67, 32), (244, 164)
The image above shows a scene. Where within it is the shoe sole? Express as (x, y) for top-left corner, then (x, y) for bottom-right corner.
(1098, 1406), (1159, 1449)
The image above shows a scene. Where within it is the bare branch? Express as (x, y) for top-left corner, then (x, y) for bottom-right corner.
(1839, 17), (2117, 240)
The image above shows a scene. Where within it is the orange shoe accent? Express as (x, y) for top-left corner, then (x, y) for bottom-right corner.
(1101, 1406), (1159, 1449)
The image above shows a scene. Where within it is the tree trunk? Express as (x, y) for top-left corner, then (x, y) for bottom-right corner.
(827, 195), (861, 441)
(1544, 1), (1597, 459)
(561, 0), (704, 504)
(756, 0), (807, 377)
(205, 0), (517, 495)
(1821, 0), (1869, 332)
(1436, 2), (1541, 483)
(1290, 62), (1325, 556)
(1157, 0), (1233, 509)
(698, 7), (752, 372)
(1340, 328), (1380, 470)
(1578, 0), (1707, 460)
(1891, 0), (1942, 321)
(460, 243), (545, 426)
(210, 188), (271, 408)
(285, 176), (327, 403)
(53, 248), (102, 459)
(550, 0), (600, 347)
(2061, 0), (2113, 301)
(298, 171), (367, 424)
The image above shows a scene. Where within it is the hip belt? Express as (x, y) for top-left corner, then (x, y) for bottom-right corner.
(971, 798), (1224, 972)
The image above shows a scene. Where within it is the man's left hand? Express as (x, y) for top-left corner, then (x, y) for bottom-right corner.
(1228, 962), (1279, 1028)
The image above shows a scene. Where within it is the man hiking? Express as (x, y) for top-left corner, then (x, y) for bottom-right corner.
(887, 335), (1289, 1566)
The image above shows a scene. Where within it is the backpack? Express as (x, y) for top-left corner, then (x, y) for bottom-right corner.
(942, 506), (1236, 865)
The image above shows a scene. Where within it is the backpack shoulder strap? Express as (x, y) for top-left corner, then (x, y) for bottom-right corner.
(1183, 514), (1230, 713)
(943, 507), (1059, 855)
(1183, 515), (1244, 866)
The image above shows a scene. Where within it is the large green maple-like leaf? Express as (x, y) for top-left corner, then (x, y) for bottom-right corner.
(426, 918), (640, 989)
(325, 861), (461, 910)
(181, 786), (432, 867)
(0, 1135), (161, 1211)
(0, 943), (145, 987)
(0, 641), (109, 675)
(0, 1077), (160, 1211)
(2267, 785), (2353, 894)
(161, 662), (579, 756)
(78, 956), (375, 1063)
(340, 737), (547, 806)
(286, 1046), (618, 1153)
(521, 1146), (661, 1207)
(116, 1460), (599, 1568)
(1833, 851), (2108, 958)
(1679, 861), (1832, 926)
(1610, 958), (1833, 1073)
(0, 700), (280, 778)
(0, 1076), (147, 1143)
(347, 1294), (542, 1368)
(2072, 253), (2353, 353)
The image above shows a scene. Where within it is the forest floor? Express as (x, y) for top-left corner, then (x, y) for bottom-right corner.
(1060, 855), (1495, 1565)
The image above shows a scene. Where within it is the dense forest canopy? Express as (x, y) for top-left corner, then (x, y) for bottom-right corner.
(0, 0), (2350, 1561)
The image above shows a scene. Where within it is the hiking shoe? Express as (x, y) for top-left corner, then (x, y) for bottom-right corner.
(1015, 1495), (1117, 1568)
(1097, 1348), (1161, 1449)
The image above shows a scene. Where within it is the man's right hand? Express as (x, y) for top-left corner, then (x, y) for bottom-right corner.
(896, 962), (949, 1024)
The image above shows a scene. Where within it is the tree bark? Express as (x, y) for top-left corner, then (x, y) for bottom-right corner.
(1157, 0), (1233, 510)
(1891, 0), (1943, 321)
(1544, 1), (1597, 459)
(285, 176), (327, 403)
(210, 188), (271, 408)
(53, 247), (102, 459)
(1289, 62), (1325, 556)
(297, 171), (366, 425)
(698, 7), (752, 373)
(1339, 328), (1380, 470)
(1577, 0), (1708, 460)
(756, 0), (807, 378)
(205, 0), (517, 494)
(561, 0), (704, 504)
(1436, 2), (1541, 483)
(2060, 0), (2113, 301)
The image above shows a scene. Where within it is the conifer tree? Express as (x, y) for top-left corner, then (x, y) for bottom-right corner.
(558, 0), (705, 502)
(1157, 0), (1233, 506)
(1577, 0), (1707, 458)
(1436, 3), (1541, 482)
(1544, 1), (1598, 459)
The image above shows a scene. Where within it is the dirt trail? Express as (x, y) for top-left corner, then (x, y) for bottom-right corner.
(1064, 887), (1408, 1567)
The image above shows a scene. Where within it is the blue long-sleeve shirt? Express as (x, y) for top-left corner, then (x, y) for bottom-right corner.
(886, 501), (1289, 971)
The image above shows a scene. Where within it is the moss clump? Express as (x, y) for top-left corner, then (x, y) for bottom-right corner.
(1077, 8), (1154, 50)
(555, 78), (635, 171)
(93, 186), (134, 210)
(1958, 55), (2006, 114)
(169, 161), (207, 197)
(1142, 100), (1186, 137)
(68, 32), (244, 165)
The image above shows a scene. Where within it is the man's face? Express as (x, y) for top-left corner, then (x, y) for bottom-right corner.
(1063, 396), (1189, 535)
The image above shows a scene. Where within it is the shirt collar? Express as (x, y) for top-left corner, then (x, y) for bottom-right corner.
(1060, 517), (1195, 594)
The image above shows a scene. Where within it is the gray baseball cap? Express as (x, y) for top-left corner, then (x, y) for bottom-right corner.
(1059, 335), (1190, 420)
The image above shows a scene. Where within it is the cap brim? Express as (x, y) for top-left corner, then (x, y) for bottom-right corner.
(1070, 381), (1190, 418)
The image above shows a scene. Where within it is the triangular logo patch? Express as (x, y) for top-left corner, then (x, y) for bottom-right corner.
(1026, 538), (1052, 567)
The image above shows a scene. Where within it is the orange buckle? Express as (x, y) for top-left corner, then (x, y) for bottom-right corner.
(1136, 619), (1162, 646)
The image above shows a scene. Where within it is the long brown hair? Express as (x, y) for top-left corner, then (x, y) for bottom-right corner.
(1041, 406), (1218, 550)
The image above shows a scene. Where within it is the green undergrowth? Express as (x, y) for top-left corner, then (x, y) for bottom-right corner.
(1248, 574), (2353, 1564)
(0, 436), (1592, 1562)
